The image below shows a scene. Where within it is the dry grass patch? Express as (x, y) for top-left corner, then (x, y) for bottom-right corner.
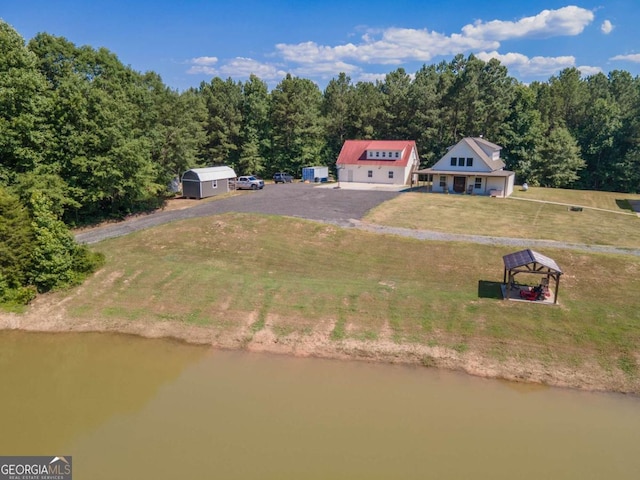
(40, 212), (640, 391)
(511, 186), (639, 210)
(365, 189), (640, 247)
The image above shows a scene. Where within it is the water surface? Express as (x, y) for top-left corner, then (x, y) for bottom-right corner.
(1, 331), (639, 479)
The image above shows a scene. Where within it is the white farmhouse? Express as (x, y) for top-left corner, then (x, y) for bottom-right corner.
(415, 137), (515, 197)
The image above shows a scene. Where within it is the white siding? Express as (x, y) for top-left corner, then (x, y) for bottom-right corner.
(431, 143), (492, 173)
(428, 174), (514, 196)
(486, 177), (511, 197)
(340, 166), (407, 184)
(339, 146), (418, 185)
(431, 175), (450, 193)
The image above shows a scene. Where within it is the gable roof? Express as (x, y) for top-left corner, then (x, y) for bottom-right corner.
(461, 137), (505, 170)
(336, 140), (417, 167)
(182, 166), (237, 182)
(503, 249), (562, 274)
(471, 136), (501, 152)
(425, 137), (505, 173)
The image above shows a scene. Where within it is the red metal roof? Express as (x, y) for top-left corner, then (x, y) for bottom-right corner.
(336, 140), (416, 167)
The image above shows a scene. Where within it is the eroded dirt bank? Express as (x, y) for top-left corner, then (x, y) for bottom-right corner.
(1, 293), (636, 396)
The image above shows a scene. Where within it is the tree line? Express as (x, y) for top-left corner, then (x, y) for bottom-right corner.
(1, 20), (639, 303)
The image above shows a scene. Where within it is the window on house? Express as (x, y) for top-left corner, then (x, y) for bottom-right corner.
(474, 177), (482, 189)
(376, 152), (380, 157)
(368, 170), (373, 178)
(382, 152), (386, 157)
(212, 180), (218, 188)
(467, 158), (473, 167)
(395, 152), (399, 158)
(458, 158), (465, 166)
(439, 176), (446, 187)
(450, 157), (457, 166)
(388, 171), (394, 179)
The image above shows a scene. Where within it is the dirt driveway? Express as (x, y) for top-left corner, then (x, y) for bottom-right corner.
(75, 182), (400, 244)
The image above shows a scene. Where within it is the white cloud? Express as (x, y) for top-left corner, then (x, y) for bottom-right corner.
(185, 6), (598, 84)
(476, 51), (576, 77)
(601, 20), (614, 34)
(356, 72), (388, 84)
(576, 65), (603, 76)
(611, 53), (640, 63)
(217, 58), (286, 80)
(276, 27), (498, 66)
(275, 6), (594, 68)
(186, 56), (219, 74)
(190, 56), (218, 66)
(291, 61), (362, 79)
(276, 41), (360, 63)
(462, 6), (594, 40)
(187, 57), (287, 80)
(186, 65), (217, 75)
(477, 51), (603, 78)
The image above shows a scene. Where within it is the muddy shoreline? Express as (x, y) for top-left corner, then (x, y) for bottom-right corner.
(2, 297), (637, 396)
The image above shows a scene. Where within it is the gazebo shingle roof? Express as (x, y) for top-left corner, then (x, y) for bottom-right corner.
(503, 249), (562, 273)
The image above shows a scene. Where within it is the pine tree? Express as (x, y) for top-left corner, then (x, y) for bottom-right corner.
(270, 74), (325, 175)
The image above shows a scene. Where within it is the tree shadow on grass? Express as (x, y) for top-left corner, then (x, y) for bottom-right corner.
(615, 199), (640, 213)
(621, 199), (640, 214)
(478, 280), (504, 299)
(615, 199), (633, 212)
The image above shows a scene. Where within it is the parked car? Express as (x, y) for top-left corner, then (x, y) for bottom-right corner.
(234, 175), (264, 190)
(273, 172), (294, 183)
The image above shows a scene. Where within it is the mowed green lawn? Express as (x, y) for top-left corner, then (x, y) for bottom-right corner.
(364, 187), (640, 248)
(62, 212), (640, 388)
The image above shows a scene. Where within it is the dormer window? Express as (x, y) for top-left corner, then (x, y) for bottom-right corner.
(364, 148), (405, 161)
(450, 157), (456, 166)
(466, 158), (473, 167)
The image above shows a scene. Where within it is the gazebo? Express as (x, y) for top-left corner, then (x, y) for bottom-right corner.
(502, 249), (563, 304)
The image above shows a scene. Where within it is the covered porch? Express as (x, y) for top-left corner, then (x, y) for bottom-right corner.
(412, 169), (514, 197)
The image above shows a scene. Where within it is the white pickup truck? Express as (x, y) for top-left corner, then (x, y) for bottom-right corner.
(234, 175), (264, 190)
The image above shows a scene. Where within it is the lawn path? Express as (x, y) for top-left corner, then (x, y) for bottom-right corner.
(348, 220), (640, 257)
(508, 195), (639, 216)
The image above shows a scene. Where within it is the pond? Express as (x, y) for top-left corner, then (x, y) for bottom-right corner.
(1, 331), (639, 479)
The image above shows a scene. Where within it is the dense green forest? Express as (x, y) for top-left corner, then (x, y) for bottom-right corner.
(1, 20), (639, 303)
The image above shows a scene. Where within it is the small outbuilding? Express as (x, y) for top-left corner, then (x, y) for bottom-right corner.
(181, 166), (237, 199)
(302, 166), (329, 183)
(502, 249), (563, 304)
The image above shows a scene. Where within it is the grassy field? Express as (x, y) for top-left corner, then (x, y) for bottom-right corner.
(511, 186), (639, 210)
(52, 211), (640, 391)
(364, 187), (640, 248)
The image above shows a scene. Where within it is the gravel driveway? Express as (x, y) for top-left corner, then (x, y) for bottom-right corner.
(75, 182), (399, 244)
(75, 182), (640, 257)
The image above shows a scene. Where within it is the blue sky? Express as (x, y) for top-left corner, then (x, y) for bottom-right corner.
(3, 1), (640, 90)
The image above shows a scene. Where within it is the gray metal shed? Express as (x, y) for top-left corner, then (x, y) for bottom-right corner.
(181, 166), (237, 199)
